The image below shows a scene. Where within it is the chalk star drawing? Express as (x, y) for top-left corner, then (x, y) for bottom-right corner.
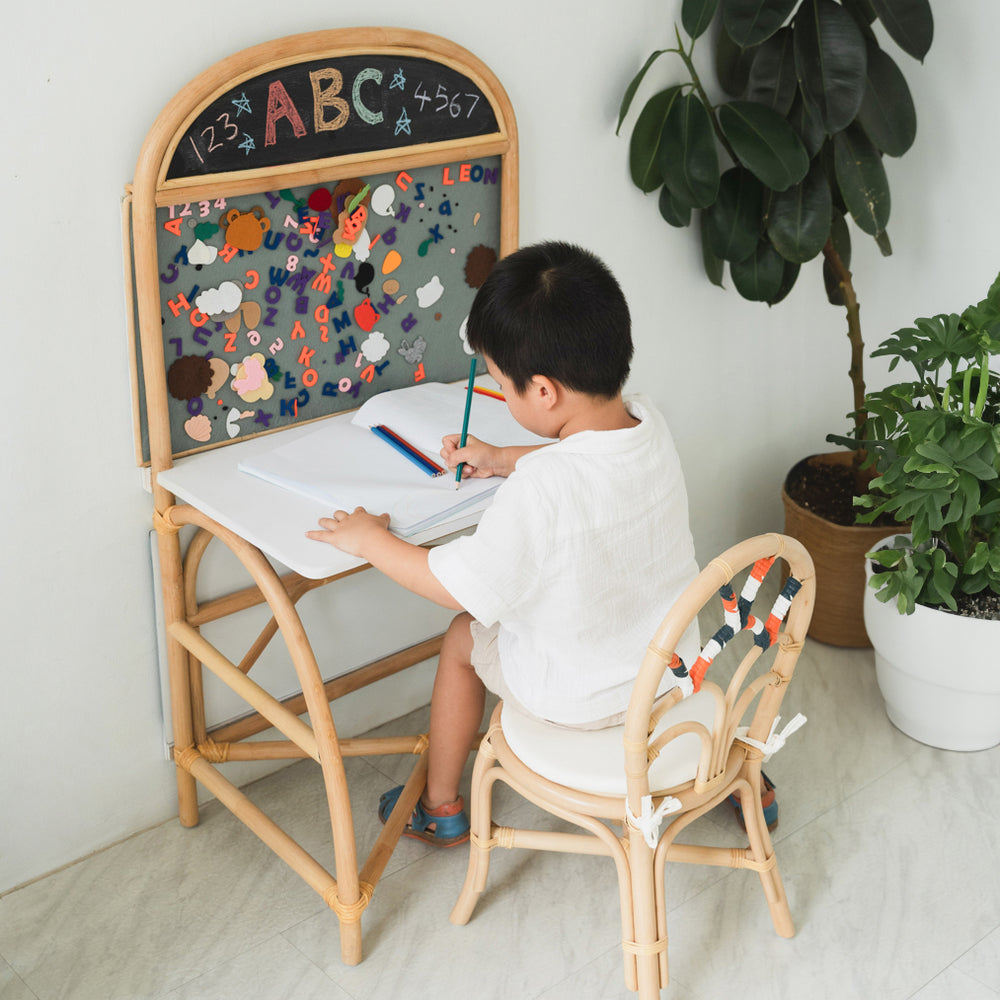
(394, 107), (412, 136)
(390, 67), (406, 90)
(239, 133), (256, 155)
(232, 91), (252, 116)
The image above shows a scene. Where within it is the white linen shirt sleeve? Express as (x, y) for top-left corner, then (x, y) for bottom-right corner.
(427, 470), (548, 626)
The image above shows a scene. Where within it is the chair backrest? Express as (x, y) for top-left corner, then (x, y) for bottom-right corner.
(623, 533), (815, 810)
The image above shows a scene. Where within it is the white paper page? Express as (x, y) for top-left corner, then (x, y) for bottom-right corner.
(351, 381), (545, 454)
(237, 422), (496, 536)
(237, 382), (548, 537)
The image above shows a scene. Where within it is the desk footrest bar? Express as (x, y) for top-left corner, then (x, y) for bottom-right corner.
(199, 734), (430, 763)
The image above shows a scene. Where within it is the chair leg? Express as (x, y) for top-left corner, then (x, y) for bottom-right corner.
(761, 863), (794, 938)
(652, 837), (671, 986)
(627, 830), (667, 999)
(609, 835), (639, 992)
(450, 739), (499, 925)
(740, 772), (795, 938)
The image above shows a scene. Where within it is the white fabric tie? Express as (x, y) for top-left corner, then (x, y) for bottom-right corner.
(625, 794), (682, 849)
(736, 713), (807, 762)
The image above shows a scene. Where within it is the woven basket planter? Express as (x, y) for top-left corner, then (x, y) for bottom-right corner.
(782, 452), (903, 648)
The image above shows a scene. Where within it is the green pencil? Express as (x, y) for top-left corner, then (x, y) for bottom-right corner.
(455, 356), (477, 489)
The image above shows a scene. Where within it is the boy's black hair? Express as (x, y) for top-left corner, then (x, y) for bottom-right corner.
(465, 241), (633, 397)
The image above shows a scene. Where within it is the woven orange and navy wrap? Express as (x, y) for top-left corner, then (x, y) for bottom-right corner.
(667, 557), (802, 693)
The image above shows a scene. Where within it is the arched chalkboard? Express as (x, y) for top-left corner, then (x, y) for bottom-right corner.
(127, 28), (517, 471)
(168, 55), (500, 179)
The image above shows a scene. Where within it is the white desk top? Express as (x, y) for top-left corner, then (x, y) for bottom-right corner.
(157, 412), (481, 580)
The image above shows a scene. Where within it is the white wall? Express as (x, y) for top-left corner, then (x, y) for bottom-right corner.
(2, 1), (996, 892)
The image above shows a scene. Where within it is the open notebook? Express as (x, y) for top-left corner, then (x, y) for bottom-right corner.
(238, 382), (548, 536)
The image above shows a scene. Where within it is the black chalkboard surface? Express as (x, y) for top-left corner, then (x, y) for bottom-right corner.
(168, 55), (499, 180)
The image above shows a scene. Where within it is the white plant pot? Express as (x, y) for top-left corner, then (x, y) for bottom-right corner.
(864, 538), (1000, 751)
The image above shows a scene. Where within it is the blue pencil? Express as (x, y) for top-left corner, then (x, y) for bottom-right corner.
(456, 356), (477, 489)
(371, 425), (443, 478)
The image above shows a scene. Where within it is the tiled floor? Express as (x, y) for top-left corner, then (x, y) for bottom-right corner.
(1, 639), (998, 1000)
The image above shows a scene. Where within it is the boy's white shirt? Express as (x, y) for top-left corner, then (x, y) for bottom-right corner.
(427, 394), (700, 725)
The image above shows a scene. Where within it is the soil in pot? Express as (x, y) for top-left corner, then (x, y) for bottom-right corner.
(949, 591), (1000, 619)
(784, 454), (895, 527)
(782, 452), (903, 647)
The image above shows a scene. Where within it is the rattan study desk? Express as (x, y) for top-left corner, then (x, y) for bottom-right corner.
(126, 27), (518, 964)
(154, 413), (485, 965)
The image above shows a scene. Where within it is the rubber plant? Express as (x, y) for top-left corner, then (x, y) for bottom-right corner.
(618, 0), (933, 453)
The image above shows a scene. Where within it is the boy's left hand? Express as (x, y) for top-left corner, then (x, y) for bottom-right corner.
(307, 507), (390, 557)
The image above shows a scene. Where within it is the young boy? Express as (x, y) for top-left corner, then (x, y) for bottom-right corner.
(307, 241), (701, 845)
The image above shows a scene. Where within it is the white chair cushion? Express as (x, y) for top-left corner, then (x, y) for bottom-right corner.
(500, 690), (718, 796)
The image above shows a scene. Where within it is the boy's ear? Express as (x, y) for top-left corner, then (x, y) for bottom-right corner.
(530, 374), (561, 410)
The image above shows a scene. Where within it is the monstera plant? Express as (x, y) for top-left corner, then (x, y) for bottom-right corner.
(618, 0), (933, 449)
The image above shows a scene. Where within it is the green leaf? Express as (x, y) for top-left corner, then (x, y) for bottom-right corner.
(913, 440), (956, 469)
(958, 454), (999, 481)
(747, 28), (798, 116)
(965, 542), (992, 576)
(722, 0), (798, 47)
(926, 548), (958, 609)
(857, 41), (917, 156)
(682, 0), (720, 40)
(658, 184), (693, 227)
(629, 87), (683, 193)
(718, 100), (809, 191)
(767, 158), (832, 263)
(659, 93), (721, 209)
(731, 239), (786, 301)
(617, 50), (670, 135)
(768, 257), (802, 304)
(702, 167), (764, 262)
(833, 124), (890, 236)
(842, 0), (877, 26)
(715, 25), (758, 97)
(869, 547), (905, 569)
(976, 498), (1000, 518)
(793, 0), (868, 134)
(786, 92), (826, 158)
(869, 0), (934, 62)
(699, 211), (726, 287)
(820, 139), (848, 214)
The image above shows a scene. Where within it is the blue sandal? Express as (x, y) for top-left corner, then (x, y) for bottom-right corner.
(378, 785), (470, 847)
(728, 771), (778, 832)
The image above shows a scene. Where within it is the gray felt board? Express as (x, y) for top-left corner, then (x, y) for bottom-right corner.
(140, 156), (500, 459)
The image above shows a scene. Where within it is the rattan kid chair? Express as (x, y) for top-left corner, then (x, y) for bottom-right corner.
(450, 533), (815, 997)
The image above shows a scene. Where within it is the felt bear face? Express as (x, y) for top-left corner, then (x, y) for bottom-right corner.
(223, 207), (271, 251)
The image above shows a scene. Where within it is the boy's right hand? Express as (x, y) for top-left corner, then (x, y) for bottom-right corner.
(440, 434), (511, 479)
